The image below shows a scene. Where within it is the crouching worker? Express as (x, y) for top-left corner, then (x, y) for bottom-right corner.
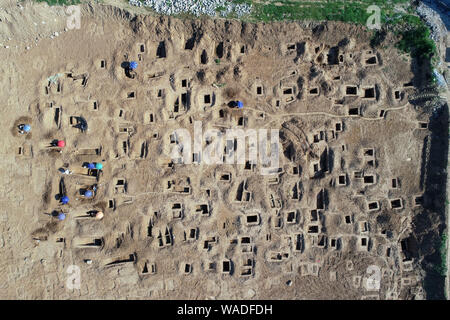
(18, 124), (31, 134)
(125, 61), (138, 79)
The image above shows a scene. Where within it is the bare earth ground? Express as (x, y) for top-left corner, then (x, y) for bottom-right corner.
(0, 2), (444, 299)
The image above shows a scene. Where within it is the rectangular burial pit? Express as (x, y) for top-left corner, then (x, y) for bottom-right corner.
(364, 148), (374, 157)
(391, 178), (399, 189)
(363, 87), (376, 99)
(310, 210), (319, 222)
(309, 87), (319, 96)
(245, 214), (260, 226)
(256, 85), (263, 95)
(141, 262), (156, 275)
(283, 87), (294, 95)
(344, 215), (353, 224)
(337, 174), (347, 186)
(183, 263), (192, 274)
(348, 107), (360, 116)
(359, 237), (369, 251)
(367, 201), (380, 211)
(414, 195), (423, 207)
(363, 175), (376, 185)
(195, 204), (210, 216)
(285, 211), (298, 224)
(418, 122), (428, 129)
(345, 86), (358, 96)
(219, 172), (231, 182)
(390, 198), (403, 210)
(307, 225), (319, 234)
(365, 56), (378, 65)
(222, 260), (231, 274)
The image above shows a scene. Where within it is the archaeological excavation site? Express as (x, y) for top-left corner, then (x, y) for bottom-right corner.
(0, 1), (449, 301)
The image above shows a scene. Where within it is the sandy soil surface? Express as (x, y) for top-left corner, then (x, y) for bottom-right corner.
(0, 2), (443, 299)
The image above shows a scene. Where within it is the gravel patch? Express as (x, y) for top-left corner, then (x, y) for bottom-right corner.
(128, 0), (252, 18)
(417, 2), (446, 43)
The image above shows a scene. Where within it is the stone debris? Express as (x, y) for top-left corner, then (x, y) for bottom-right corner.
(417, 2), (446, 43)
(128, 0), (252, 18)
